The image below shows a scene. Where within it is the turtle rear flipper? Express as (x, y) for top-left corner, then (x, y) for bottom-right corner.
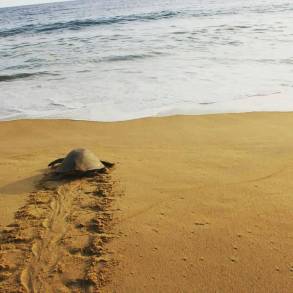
(101, 160), (115, 168)
(48, 157), (64, 168)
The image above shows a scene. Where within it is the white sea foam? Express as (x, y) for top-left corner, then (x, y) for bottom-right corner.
(0, 0), (292, 121)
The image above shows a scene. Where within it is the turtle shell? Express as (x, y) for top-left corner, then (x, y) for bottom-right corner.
(56, 148), (105, 173)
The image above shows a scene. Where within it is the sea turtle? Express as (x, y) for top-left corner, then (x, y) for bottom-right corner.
(48, 148), (114, 176)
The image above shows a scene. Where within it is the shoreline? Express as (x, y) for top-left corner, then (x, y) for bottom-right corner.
(1, 92), (291, 122)
(1, 112), (293, 291)
(1, 108), (293, 123)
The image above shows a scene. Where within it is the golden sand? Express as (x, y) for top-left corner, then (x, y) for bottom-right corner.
(0, 113), (293, 292)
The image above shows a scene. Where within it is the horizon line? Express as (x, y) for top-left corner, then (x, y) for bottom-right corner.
(0, 0), (72, 9)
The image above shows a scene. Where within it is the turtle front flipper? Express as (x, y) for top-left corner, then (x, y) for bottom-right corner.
(48, 157), (64, 168)
(101, 160), (115, 168)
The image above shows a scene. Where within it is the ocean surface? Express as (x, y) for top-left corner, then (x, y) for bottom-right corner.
(0, 0), (292, 121)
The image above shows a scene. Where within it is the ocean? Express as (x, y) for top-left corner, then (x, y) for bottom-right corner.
(0, 0), (292, 121)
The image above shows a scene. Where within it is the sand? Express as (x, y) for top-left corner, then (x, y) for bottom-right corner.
(0, 113), (293, 292)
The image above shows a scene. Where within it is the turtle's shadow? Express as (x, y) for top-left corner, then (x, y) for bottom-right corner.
(0, 168), (107, 195)
(0, 168), (54, 195)
(0, 174), (43, 195)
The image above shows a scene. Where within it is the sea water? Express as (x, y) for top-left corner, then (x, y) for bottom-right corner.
(0, 0), (292, 121)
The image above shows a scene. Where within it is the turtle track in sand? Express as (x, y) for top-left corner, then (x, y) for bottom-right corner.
(0, 172), (117, 293)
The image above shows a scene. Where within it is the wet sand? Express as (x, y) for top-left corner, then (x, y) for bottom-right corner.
(1, 113), (293, 292)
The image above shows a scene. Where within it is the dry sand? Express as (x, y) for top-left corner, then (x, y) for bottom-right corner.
(0, 113), (293, 292)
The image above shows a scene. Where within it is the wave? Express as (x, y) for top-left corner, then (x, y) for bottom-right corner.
(0, 10), (180, 38)
(103, 53), (162, 62)
(0, 72), (56, 82)
(0, 7), (248, 38)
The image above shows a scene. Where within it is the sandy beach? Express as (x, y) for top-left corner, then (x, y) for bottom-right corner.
(1, 113), (293, 292)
